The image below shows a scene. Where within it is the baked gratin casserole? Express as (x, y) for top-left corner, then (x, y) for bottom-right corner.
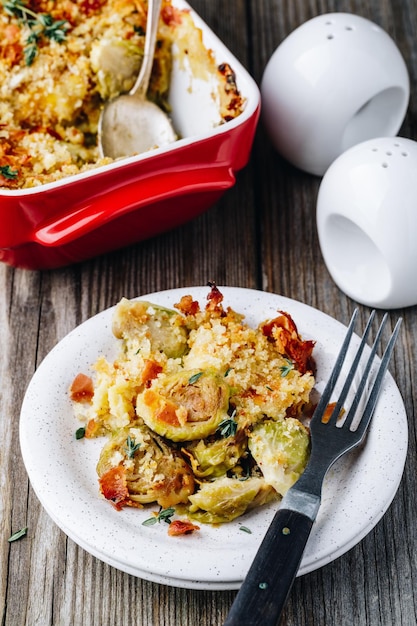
(0, 0), (245, 189)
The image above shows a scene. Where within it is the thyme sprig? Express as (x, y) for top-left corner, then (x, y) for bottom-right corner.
(188, 371), (203, 385)
(142, 507), (175, 526)
(2, 0), (70, 65)
(8, 527), (28, 542)
(0, 165), (18, 180)
(217, 409), (237, 438)
(280, 358), (294, 377)
(75, 426), (86, 440)
(124, 435), (141, 459)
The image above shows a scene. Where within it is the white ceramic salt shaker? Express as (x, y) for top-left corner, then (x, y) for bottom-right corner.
(261, 13), (410, 176)
(317, 136), (417, 309)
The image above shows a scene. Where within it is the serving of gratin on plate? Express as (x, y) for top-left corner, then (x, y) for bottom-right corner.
(70, 284), (316, 531)
(0, 0), (260, 269)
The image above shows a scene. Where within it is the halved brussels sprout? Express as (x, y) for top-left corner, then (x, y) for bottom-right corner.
(184, 434), (247, 478)
(248, 418), (310, 496)
(112, 298), (189, 359)
(97, 420), (195, 509)
(187, 476), (277, 523)
(136, 368), (230, 442)
(90, 39), (143, 100)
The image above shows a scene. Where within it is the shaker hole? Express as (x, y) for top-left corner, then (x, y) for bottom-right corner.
(327, 34), (335, 39)
(342, 87), (408, 152)
(323, 215), (391, 304)
(401, 152), (408, 156)
(382, 163), (389, 168)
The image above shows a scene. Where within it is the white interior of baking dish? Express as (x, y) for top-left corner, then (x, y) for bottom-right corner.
(168, 0), (258, 138)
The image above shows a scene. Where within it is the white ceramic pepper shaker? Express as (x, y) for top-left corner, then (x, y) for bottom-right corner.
(317, 136), (417, 309)
(261, 13), (410, 176)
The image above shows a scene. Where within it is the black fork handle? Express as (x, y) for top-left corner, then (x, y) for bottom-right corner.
(224, 508), (314, 626)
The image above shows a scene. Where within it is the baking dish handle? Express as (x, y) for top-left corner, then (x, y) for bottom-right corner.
(33, 166), (235, 247)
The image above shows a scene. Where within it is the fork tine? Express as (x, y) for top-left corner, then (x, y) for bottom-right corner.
(312, 308), (358, 421)
(342, 312), (389, 430)
(350, 316), (402, 439)
(326, 309), (376, 426)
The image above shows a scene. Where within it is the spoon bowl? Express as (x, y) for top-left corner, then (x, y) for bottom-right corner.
(98, 0), (176, 159)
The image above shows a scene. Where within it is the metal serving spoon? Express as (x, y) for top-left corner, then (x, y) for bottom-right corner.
(98, 0), (176, 159)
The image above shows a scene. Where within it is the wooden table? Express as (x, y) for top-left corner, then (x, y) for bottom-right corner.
(1, 1), (416, 624)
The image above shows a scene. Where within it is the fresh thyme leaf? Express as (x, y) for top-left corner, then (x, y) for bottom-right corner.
(24, 40), (37, 65)
(142, 516), (158, 526)
(2, 0), (70, 65)
(75, 427), (86, 440)
(142, 507), (175, 526)
(36, 12), (50, 27)
(217, 410), (237, 438)
(239, 525), (252, 534)
(188, 372), (203, 385)
(44, 19), (69, 42)
(8, 527), (28, 542)
(157, 507), (175, 523)
(224, 367), (232, 377)
(280, 358), (294, 377)
(124, 435), (141, 459)
(0, 164), (18, 179)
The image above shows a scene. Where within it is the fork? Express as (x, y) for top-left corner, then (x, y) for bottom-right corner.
(224, 309), (402, 626)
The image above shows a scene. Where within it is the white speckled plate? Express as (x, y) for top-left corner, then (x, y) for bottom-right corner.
(19, 287), (408, 590)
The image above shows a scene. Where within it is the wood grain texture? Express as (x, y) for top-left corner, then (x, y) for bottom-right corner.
(1, 0), (417, 624)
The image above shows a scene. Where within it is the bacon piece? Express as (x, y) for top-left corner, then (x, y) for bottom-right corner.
(161, 5), (184, 26)
(261, 311), (315, 375)
(0, 24), (23, 66)
(79, 0), (107, 16)
(98, 466), (142, 511)
(141, 389), (181, 426)
(69, 372), (94, 401)
(99, 466), (130, 510)
(321, 402), (344, 424)
(175, 294), (200, 316)
(168, 519), (200, 536)
(141, 359), (163, 387)
(206, 282), (224, 313)
(85, 418), (101, 438)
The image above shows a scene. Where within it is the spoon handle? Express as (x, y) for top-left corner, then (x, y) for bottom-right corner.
(130, 0), (162, 98)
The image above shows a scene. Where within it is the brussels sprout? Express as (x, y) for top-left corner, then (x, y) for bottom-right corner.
(112, 298), (188, 359)
(187, 476), (277, 523)
(248, 418), (310, 496)
(184, 434), (247, 478)
(90, 39), (142, 99)
(97, 420), (195, 509)
(136, 369), (230, 442)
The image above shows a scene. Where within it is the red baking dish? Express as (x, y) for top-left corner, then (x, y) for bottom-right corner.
(0, 0), (260, 270)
